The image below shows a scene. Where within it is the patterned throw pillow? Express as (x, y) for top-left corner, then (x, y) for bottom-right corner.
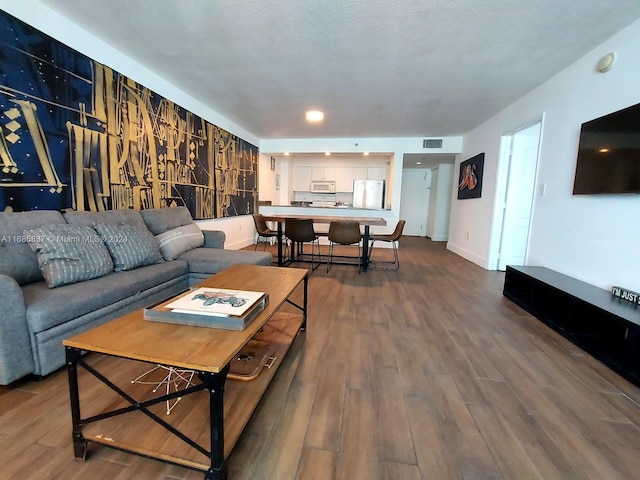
(93, 223), (164, 271)
(154, 223), (205, 260)
(25, 224), (114, 288)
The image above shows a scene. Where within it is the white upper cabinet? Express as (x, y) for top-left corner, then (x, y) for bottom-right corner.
(335, 167), (355, 192)
(367, 167), (386, 181)
(311, 166), (336, 181)
(293, 166), (312, 191)
(293, 163), (386, 192)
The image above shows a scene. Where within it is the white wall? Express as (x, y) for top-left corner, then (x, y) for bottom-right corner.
(448, 18), (640, 292)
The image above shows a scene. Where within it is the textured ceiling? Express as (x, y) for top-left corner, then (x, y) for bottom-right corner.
(37, 0), (640, 142)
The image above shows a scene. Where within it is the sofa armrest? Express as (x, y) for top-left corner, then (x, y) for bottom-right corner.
(202, 230), (226, 249)
(0, 274), (35, 385)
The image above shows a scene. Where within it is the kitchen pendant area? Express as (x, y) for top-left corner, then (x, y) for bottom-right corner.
(258, 153), (396, 240)
(288, 154), (389, 210)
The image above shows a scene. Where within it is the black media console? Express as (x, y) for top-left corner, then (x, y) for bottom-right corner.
(503, 265), (640, 387)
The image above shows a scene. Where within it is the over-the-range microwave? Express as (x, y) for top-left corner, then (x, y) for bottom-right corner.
(310, 181), (336, 193)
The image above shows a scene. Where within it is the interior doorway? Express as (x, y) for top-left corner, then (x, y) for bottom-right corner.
(400, 170), (431, 236)
(495, 120), (542, 270)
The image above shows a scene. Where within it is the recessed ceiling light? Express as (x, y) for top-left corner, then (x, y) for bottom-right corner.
(284, 152), (290, 156)
(363, 152), (370, 156)
(416, 161), (422, 165)
(325, 151), (331, 156)
(306, 110), (324, 122)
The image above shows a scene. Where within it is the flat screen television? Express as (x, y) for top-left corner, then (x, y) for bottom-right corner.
(573, 101), (640, 195)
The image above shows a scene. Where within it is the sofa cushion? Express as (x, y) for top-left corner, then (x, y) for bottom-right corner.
(94, 223), (164, 271)
(22, 261), (188, 333)
(140, 206), (194, 235)
(0, 210), (66, 285)
(155, 223), (205, 260)
(63, 209), (147, 228)
(25, 224), (114, 288)
(178, 247), (272, 276)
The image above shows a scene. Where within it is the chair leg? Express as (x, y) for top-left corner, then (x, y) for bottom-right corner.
(368, 239), (376, 260)
(311, 239), (320, 271)
(368, 239), (400, 270)
(326, 242), (333, 273)
(392, 241), (399, 270)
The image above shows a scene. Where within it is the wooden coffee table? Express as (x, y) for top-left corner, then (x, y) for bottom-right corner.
(64, 264), (308, 480)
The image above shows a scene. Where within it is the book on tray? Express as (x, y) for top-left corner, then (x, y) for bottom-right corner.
(144, 287), (269, 330)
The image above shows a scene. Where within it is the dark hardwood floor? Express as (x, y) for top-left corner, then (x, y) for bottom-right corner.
(2, 236), (640, 479)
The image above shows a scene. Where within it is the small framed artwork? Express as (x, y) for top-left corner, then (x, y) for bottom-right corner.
(270, 157), (276, 171)
(457, 153), (485, 199)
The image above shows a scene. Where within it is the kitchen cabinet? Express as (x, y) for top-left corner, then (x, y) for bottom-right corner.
(367, 167), (386, 181)
(293, 166), (312, 191)
(335, 167), (363, 192)
(311, 166), (336, 181)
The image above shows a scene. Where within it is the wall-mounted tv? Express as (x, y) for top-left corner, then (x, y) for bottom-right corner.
(573, 101), (640, 195)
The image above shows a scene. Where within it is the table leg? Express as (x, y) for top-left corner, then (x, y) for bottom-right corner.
(200, 364), (230, 480)
(66, 347), (88, 460)
(362, 225), (371, 271)
(302, 271), (308, 329)
(276, 222), (284, 266)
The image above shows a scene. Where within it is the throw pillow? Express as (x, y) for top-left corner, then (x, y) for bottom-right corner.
(154, 223), (205, 260)
(93, 223), (164, 272)
(25, 224), (114, 288)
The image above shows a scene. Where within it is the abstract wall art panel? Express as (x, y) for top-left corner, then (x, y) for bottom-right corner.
(0, 11), (258, 217)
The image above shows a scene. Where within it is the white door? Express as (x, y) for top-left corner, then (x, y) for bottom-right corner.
(497, 122), (541, 270)
(400, 170), (431, 236)
(426, 168), (438, 238)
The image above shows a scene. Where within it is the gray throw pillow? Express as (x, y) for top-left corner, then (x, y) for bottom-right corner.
(154, 223), (205, 260)
(25, 224), (114, 288)
(93, 223), (164, 271)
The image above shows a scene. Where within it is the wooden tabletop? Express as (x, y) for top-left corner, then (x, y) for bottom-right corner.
(63, 265), (307, 373)
(261, 213), (387, 226)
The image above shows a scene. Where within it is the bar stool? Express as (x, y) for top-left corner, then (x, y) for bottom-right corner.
(285, 218), (320, 270)
(327, 221), (362, 273)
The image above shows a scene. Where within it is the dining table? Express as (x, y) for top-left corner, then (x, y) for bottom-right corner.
(260, 214), (387, 272)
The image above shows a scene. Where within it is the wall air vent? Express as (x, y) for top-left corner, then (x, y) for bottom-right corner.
(423, 139), (443, 149)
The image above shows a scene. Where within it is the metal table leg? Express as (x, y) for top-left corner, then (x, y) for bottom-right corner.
(361, 225), (371, 271)
(200, 364), (231, 480)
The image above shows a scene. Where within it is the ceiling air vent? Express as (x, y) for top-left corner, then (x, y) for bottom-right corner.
(423, 139), (443, 149)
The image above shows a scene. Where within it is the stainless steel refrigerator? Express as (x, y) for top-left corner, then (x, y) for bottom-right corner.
(353, 180), (385, 209)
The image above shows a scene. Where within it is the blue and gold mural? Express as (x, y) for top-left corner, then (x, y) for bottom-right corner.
(0, 11), (258, 218)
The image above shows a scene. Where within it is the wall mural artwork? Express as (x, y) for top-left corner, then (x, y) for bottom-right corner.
(0, 11), (258, 218)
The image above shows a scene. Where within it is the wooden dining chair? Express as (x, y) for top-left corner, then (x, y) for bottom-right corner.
(326, 221), (362, 273)
(284, 218), (320, 270)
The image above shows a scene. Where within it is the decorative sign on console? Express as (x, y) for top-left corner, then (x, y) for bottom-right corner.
(612, 286), (640, 307)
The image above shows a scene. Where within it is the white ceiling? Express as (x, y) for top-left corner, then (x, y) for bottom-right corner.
(36, 0), (640, 164)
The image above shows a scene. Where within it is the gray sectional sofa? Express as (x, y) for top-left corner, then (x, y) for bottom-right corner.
(0, 206), (272, 385)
